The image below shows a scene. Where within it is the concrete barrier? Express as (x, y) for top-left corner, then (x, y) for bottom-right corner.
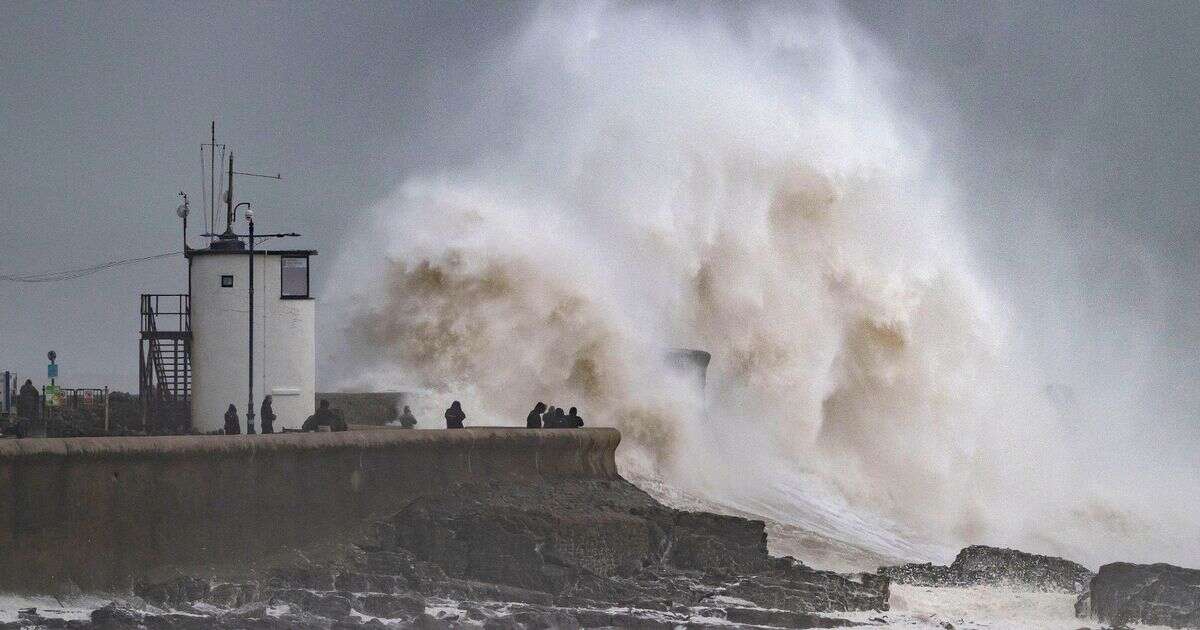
(0, 428), (620, 592)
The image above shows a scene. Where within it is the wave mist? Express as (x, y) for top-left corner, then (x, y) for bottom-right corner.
(325, 3), (1197, 568)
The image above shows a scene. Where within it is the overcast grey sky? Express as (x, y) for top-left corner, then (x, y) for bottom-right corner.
(0, 1), (529, 388)
(2, 0), (1198, 452)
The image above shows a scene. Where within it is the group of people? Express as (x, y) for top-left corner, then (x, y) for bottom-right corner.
(218, 398), (586, 433)
(526, 402), (584, 428)
(221, 396), (347, 434)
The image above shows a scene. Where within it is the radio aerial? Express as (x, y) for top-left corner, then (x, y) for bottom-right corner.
(177, 191), (190, 218)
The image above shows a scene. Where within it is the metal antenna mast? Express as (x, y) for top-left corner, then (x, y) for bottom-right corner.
(226, 153), (235, 234)
(199, 146), (289, 435)
(211, 122), (216, 244)
(201, 122), (225, 244)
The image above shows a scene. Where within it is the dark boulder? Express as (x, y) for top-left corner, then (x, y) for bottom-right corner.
(879, 545), (1094, 593)
(1087, 562), (1200, 627)
(90, 602), (144, 627)
(136, 576), (212, 608)
(357, 592), (426, 618)
(724, 607), (861, 628)
(721, 563), (889, 613)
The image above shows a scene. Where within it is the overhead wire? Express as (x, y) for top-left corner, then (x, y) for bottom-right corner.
(0, 251), (184, 283)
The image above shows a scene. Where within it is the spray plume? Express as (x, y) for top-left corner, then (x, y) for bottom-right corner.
(326, 3), (1198, 568)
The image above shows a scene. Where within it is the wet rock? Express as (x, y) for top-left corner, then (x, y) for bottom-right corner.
(481, 616), (522, 630)
(269, 588), (355, 621)
(357, 592), (426, 618)
(570, 609), (684, 629)
(879, 545), (1094, 593)
(136, 576), (212, 607)
(49, 478), (902, 627)
(724, 606), (861, 628)
(90, 602), (144, 627)
(483, 609), (580, 630)
(665, 512), (770, 574)
(204, 582), (262, 608)
(1074, 589), (1091, 618)
(334, 571), (408, 594)
(1087, 561), (1200, 627)
(722, 558), (889, 613)
(143, 612), (235, 629)
(434, 577), (556, 606)
(409, 612), (458, 629)
(258, 610), (339, 629)
(267, 562), (337, 591)
(220, 601), (271, 621)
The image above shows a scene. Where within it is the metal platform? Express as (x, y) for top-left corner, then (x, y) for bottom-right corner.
(139, 294), (191, 433)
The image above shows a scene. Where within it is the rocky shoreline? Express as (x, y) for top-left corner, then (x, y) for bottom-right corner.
(4, 474), (1198, 629)
(4, 478), (888, 629)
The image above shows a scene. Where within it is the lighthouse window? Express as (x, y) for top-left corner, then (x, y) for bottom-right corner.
(220, 275), (234, 288)
(281, 256), (309, 298)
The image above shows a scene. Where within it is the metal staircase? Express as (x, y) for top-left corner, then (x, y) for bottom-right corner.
(139, 294), (191, 433)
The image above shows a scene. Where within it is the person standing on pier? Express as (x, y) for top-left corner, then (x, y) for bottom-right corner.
(398, 405), (417, 429)
(526, 402), (546, 428)
(16, 379), (39, 421)
(444, 401), (466, 429)
(260, 396), (277, 434)
(224, 404), (241, 435)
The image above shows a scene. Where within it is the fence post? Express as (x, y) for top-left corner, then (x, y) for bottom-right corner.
(104, 386), (110, 433)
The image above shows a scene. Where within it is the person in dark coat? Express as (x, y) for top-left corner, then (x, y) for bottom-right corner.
(303, 399), (336, 432)
(542, 405), (558, 428)
(398, 405), (417, 429)
(444, 401), (465, 429)
(259, 396), (277, 434)
(16, 379), (39, 420)
(551, 407), (567, 428)
(224, 404), (241, 435)
(526, 402), (546, 428)
(566, 406), (584, 428)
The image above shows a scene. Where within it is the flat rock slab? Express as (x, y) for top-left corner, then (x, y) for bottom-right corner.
(878, 545), (1094, 593)
(1086, 561), (1200, 627)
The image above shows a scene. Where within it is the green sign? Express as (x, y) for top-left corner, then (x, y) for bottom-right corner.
(44, 384), (63, 407)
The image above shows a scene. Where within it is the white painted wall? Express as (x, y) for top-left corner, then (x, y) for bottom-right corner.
(189, 252), (315, 432)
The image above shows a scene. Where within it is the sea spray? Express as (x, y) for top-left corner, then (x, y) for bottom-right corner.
(324, 3), (1193, 568)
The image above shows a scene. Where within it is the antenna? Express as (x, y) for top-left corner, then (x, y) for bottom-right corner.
(210, 121), (215, 243)
(225, 153), (235, 235)
(177, 191), (190, 250)
(201, 122), (226, 244)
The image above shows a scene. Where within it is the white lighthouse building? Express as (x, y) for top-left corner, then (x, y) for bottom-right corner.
(187, 242), (316, 432)
(139, 134), (318, 434)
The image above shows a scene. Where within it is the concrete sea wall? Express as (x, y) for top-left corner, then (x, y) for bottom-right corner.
(0, 428), (620, 592)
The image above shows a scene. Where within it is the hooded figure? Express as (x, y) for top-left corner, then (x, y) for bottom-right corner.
(552, 407), (567, 428)
(224, 404), (241, 435)
(444, 401), (465, 429)
(260, 396), (277, 434)
(17, 379), (39, 420)
(526, 402), (546, 428)
(566, 407), (584, 428)
(398, 405), (417, 429)
(303, 399), (336, 432)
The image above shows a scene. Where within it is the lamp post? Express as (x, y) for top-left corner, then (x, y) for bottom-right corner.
(203, 214), (299, 437)
(235, 202), (256, 434)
